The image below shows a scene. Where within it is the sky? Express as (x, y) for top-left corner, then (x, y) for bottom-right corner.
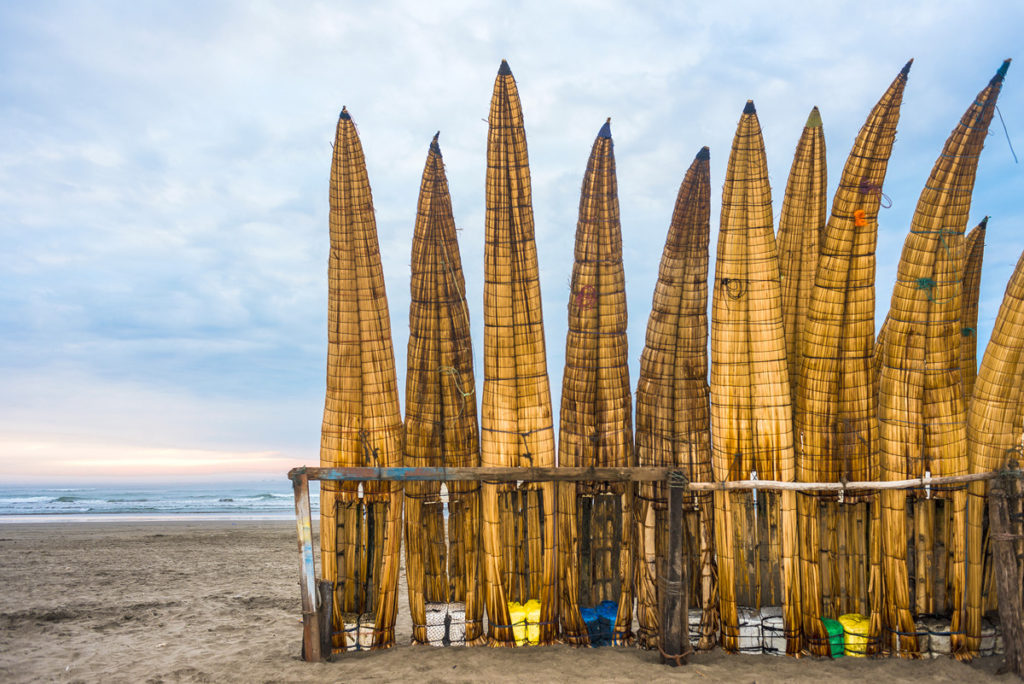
(1, 1), (1021, 482)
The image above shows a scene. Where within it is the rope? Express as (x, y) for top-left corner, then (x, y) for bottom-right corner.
(859, 176), (893, 208)
(657, 642), (693, 665)
(995, 105), (1018, 163)
(668, 470), (690, 489)
(915, 277), (937, 302)
(720, 278), (746, 300)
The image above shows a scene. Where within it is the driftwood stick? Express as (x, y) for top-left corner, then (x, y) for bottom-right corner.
(293, 473), (322, 662)
(660, 481), (689, 666)
(318, 580), (334, 660)
(990, 474), (1024, 676)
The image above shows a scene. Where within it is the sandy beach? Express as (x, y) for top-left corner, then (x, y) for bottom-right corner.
(0, 520), (1013, 683)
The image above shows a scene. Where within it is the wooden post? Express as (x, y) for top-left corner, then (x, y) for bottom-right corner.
(660, 473), (689, 666)
(318, 580), (334, 661)
(293, 472), (322, 662)
(990, 470), (1024, 676)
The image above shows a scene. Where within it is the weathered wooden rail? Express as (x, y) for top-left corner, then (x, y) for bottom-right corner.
(288, 465), (1006, 664)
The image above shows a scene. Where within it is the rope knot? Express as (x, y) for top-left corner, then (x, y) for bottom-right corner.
(915, 277), (937, 302)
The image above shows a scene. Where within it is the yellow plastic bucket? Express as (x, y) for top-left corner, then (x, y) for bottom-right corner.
(507, 602), (527, 646)
(839, 613), (869, 657)
(524, 599), (542, 645)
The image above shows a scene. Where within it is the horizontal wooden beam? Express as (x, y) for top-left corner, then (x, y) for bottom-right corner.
(288, 465), (1012, 491)
(289, 465), (673, 483)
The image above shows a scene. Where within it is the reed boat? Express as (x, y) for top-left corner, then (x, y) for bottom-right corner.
(634, 147), (717, 650)
(965, 230), (1023, 656)
(960, 217), (988, 403)
(793, 62), (910, 655)
(877, 60), (1009, 659)
(778, 107), (826, 407)
(404, 134), (485, 647)
(557, 119), (635, 646)
(710, 100), (800, 655)
(320, 107), (405, 650)
(480, 60), (559, 647)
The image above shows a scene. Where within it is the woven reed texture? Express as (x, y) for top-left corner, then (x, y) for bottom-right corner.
(480, 60), (558, 646)
(778, 107), (827, 409)
(797, 62), (908, 487)
(966, 247), (1024, 653)
(960, 218), (988, 403)
(710, 101), (800, 655)
(878, 61), (1008, 658)
(404, 134), (485, 646)
(792, 64), (909, 654)
(634, 147), (718, 649)
(556, 120), (635, 644)
(319, 107), (405, 649)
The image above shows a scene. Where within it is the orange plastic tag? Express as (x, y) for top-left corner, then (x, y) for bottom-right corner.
(853, 209), (867, 227)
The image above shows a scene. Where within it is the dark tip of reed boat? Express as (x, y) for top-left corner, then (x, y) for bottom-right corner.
(598, 117), (612, 139)
(980, 215), (990, 229)
(993, 58), (1011, 84)
(901, 58), (913, 76)
(340, 106), (351, 120)
(498, 59), (512, 75)
(430, 131), (441, 155)
(696, 146), (710, 161)
(743, 99), (756, 114)
(806, 106), (822, 128)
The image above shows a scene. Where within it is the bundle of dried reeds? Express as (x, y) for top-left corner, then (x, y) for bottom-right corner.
(956, 218), (987, 638)
(960, 217), (988, 403)
(779, 107), (826, 407)
(634, 147), (716, 650)
(794, 63), (910, 654)
(710, 101), (800, 655)
(481, 60), (558, 647)
(320, 107), (405, 650)
(557, 119), (634, 645)
(965, 245), (1024, 654)
(877, 60), (1009, 658)
(404, 134), (485, 646)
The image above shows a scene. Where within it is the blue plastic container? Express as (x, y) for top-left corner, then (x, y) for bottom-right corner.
(581, 607), (601, 645)
(595, 600), (618, 646)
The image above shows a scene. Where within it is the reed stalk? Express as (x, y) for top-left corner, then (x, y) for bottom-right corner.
(320, 107), (405, 650)
(878, 60), (1009, 659)
(966, 245), (1024, 654)
(557, 119), (634, 645)
(710, 101), (800, 654)
(794, 62), (910, 654)
(481, 60), (558, 647)
(635, 146), (715, 648)
(404, 134), (485, 646)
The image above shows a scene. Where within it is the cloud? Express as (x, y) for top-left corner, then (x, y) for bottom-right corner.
(0, 1), (1022, 477)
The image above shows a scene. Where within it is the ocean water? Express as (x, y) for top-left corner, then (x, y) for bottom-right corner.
(0, 479), (320, 522)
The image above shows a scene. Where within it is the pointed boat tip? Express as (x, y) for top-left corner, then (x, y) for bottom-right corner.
(498, 59), (512, 76)
(901, 59), (913, 76)
(695, 146), (710, 161)
(980, 215), (990, 229)
(806, 106), (823, 128)
(993, 58), (1011, 83)
(743, 100), (756, 114)
(430, 131), (441, 156)
(339, 106), (351, 121)
(598, 118), (612, 139)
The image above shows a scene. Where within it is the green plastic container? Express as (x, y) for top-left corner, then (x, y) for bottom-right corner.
(821, 618), (845, 658)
